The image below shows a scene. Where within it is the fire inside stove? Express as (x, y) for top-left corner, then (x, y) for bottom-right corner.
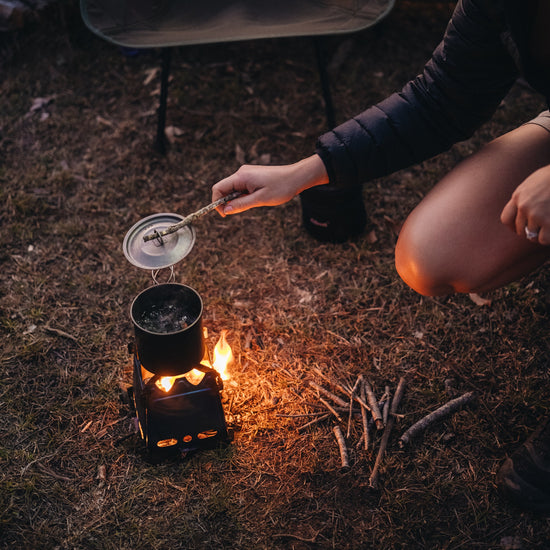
(127, 283), (231, 461)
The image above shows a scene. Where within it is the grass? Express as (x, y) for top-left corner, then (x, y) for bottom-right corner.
(2, 1), (550, 548)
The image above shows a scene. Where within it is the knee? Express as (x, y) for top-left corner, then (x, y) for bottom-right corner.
(395, 240), (451, 297)
(395, 219), (458, 297)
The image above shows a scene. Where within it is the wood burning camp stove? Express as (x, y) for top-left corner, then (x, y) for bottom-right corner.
(122, 210), (232, 461)
(128, 283), (230, 462)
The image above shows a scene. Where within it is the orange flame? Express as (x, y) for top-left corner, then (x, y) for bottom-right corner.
(184, 369), (206, 385)
(213, 330), (233, 380)
(155, 331), (233, 391)
(155, 369), (206, 392)
(156, 376), (176, 392)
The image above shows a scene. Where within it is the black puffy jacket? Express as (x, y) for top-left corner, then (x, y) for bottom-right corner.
(316, 0), (550, 188)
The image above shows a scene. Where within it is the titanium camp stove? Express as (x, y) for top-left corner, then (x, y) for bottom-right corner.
(122, 202), (234, 461)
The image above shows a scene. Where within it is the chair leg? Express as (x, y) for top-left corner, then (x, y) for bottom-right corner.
(154, 42), (334, 152)
(155, 47), (173, 154)
(313, 37), (336, 130)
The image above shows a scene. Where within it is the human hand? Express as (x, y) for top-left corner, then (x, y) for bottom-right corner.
(500, 164), (550, 245)
(211, 155), (329, 216)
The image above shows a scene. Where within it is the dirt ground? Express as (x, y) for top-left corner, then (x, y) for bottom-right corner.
(2, 1), (550, 548)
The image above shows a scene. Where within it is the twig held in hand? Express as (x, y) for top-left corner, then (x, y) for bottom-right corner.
(142, 191), (240, 242)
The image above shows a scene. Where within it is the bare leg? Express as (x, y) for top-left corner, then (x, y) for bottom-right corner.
(395, 123), (550, 296)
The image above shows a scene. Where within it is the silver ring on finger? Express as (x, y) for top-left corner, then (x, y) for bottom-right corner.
(524, 226), (539, 241)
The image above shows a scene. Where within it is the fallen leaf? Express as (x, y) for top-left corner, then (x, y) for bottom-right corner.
(23, 324), (37, 334)
(165, 125), (184, 143)
(469, 293), (492, 307)
(366, 229), (378, 244)
(30, 96), (54, 112)
(143, 67), (159, 86)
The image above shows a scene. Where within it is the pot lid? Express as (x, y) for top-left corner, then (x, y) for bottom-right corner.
(123, 213), (196, 270)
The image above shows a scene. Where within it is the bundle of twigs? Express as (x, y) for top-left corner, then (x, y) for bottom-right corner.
(303, 367), (407, 480)
(301, 370), (477, 487)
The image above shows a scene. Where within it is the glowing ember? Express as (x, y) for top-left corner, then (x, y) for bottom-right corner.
(213, 330), (233, 380)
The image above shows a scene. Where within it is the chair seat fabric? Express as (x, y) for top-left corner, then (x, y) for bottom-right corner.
(80, 0), (394, 47)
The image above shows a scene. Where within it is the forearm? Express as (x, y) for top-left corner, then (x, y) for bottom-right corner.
(212, 154), (329, 215)
(290, 154), (330, 194)
(317, 0), (517, 189)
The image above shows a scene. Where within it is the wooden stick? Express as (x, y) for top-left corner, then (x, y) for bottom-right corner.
(312, 367), (353, 399)
(360, 379), (370, 451)
(353, 374), (370, 413)
(44, 324), (80, 344)
(309, 380), (347, 408)
(382, 385), (391, 426)
(369, 377), (407, 489)
(353, 393), (371, 412)
(364, 380), (384, 430)
(302, 403), (361, 414)
(276, 412), (326, 418)
(319, 397), (344, 422)
(336, 381), (354, 398)
(347, 376), (361, 438)
(298, 413), (330, 432)
(398, 391), (476, 447)
(142, 191), (240, 242)
(333, 425), (350, 470)
(311, 367), (370, 410)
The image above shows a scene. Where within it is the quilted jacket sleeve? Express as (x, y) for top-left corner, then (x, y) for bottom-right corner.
(315, 0), (520, 188)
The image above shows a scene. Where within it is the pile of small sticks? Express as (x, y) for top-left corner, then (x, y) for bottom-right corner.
(294, 368), (476, 488)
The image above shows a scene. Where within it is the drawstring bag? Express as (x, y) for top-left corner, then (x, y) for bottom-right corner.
(300, 184), (366, 243)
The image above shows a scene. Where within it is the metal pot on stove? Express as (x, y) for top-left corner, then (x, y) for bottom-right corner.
(130, 283), (205, 375)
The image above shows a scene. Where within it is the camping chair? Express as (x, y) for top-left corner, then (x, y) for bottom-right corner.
(80, 0), (395, 153)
